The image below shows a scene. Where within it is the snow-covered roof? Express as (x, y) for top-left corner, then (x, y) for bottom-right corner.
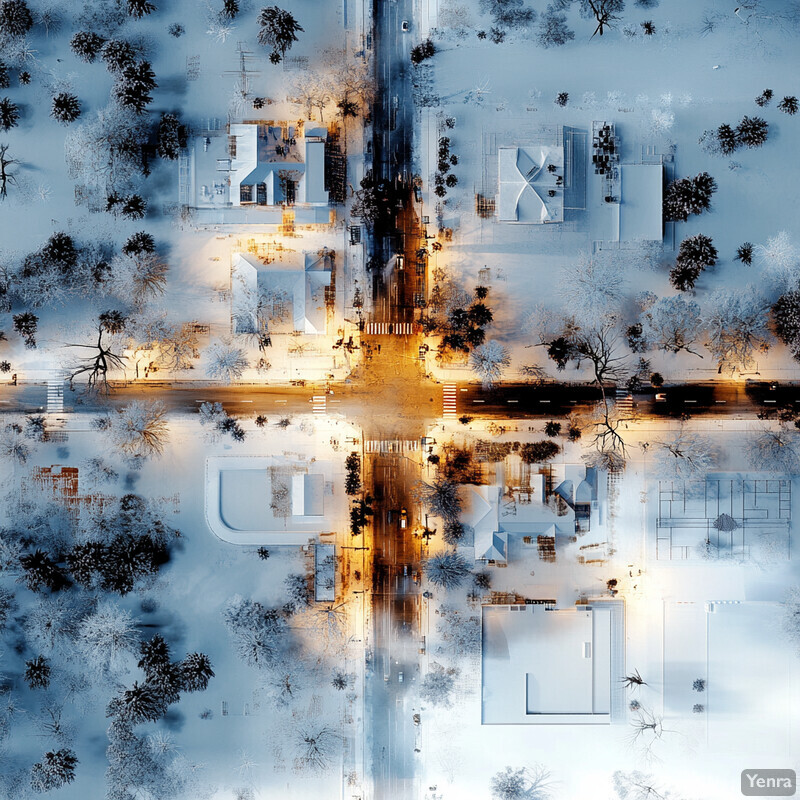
(482, 604), (617, 725)
(231, 252), (332, 336)
(497, 145), (564, 223)
(619, 164), (663, 241)
(189, 123), (329, 216)
(292, 473), (325, 517)
(463, 486), (502, 561)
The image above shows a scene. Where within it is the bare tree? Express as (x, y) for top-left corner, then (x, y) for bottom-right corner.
(293, 723), (339, 771)
(108, 401), (169, 459)
(128, 315), (198, 372)
(205, 340), (249, 383)
(491, 764), (552, 800)
(627, 707), (674, 760)
(412, 478), (462, 521)
(0, 143), (18, 200)
(755, 231), (800, 292)
(621, 669), (647, 689)
(702, 289), (771, 369)
(560, 254), (625, 324)
(651, 431), (715, 480)
(470, 340), (510, 389)
(612, 770), (671, 800)
(782, 586), (800, 654)
(64, 324), (125, 394)
(745, 425), (800, 473)
(291, 70), (331, 121)
(110, 252), (168, 305)
(640, 296), (704, 357)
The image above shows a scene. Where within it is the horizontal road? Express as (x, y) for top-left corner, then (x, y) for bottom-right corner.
(1, 379), (796, 421)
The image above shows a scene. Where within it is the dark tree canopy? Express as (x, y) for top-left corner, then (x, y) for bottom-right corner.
(257, 6), (304, 62)
(519, 440), (561, 463)
(0, 0), (33, 37)
(0, 97), (20, 131)
(127, 0), (156, 18)
(51, 93), (81, 124)
(70, 31), (106, 62)
(736, 115), (768, 148)
(772, 291), (800, 360)
(101, 39), (137, 73)
(663, 172), (717, 222)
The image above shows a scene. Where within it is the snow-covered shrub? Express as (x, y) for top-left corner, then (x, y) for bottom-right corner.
(101, 39), (137, 73)
(113, 61), (157, 114)
(157, 113), (182, 159)
(669, 234), (718, 291)
(126, 0), (156, 18)
(223, 595), (291, 669)
(772, 290), (800, 359)
(779, 96), (799, 115)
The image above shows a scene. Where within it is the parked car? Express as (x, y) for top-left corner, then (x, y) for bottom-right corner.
(401, 19), (409, 31)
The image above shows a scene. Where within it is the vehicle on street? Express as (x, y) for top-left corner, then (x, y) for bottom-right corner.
(401, 20), (409, 31)
(400, 507), (408, 528)
(398, 671), (404, 683)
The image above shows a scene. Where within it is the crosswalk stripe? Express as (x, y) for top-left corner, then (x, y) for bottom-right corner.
(443, 384), (457, 418)
(365, 322), (417, 335)
(312, 395), (327, 414)
(364, 439), (420, 453)
(47, 380), (64, 413)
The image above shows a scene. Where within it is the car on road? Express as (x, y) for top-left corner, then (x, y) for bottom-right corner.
(399, 507), (408, 528)
(655, 393), (667, 402)
(398, 671), (404, 682)
(401, 19), (409, 31)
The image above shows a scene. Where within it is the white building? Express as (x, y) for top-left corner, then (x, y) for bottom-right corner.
(231, 251), (333, 337)
(183, 123), (332, 226)
(497, 144), (565, 223)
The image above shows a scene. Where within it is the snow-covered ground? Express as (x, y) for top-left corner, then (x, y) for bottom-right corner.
(414, 0), (800, 385)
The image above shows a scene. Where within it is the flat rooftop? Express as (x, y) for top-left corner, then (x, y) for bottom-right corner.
(481, 604), (622, 724)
